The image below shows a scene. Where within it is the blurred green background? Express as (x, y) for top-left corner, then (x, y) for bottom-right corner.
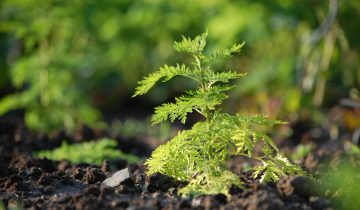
(0, 0), (359, 133)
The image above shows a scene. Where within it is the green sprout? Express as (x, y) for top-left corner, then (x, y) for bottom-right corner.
(34, 138), (139, 165)
(134, 32), (305, 197)
(291, 144), (313, 163)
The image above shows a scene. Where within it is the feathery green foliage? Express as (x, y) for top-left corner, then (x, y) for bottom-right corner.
(34, 138), (139, 165)
(134, 32), (305, 197)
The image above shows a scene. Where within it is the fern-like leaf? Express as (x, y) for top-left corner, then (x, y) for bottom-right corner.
(204, 71), (247, 85)
(236, 114), (285, 126)
(151, 87), (228, 124)
(253, 154), (305, 183)
(259, 133), (280, 154)
(231, 129), (255, 157)
(273, 154), (305, 175)
(133, 64), (195, 97)
(174, 32), (208, 55)
(179, 170), (243, 197)
(204, 42), (245, 63)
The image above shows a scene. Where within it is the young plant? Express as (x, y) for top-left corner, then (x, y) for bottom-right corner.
(134, 32), (305, 197)
(34, 138), (139, 165)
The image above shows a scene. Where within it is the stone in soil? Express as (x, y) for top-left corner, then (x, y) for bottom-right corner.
(102, 168), (130, 187)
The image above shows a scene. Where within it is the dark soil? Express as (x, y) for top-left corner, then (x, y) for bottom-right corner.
(0, 113), (356, 210)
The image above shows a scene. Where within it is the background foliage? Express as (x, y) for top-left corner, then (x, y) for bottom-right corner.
(0, 0), (359, 132)
(34, 138), (140, 165)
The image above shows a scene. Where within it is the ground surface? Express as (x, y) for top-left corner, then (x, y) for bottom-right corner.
(0, 113), (357, 210)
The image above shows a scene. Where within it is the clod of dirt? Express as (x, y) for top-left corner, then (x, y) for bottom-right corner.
(73, 168), (86, 180)
(285, 202), (312, 210)
(84, 184), (101, 197)
(277, 176), (317, 198)
(74, 124), (96, 141)
(102, 160), (110, 173)
(10, 155), (58, 173)
(60, 174), (75, 186)
(1, 175), (28, 192)
(58, 160), (71, 171)
(102, 168), (130, 187)
(112, 159), (128, 170)
(27, 167), (42, 181)
(178, 200), (192, 209)
(0, 158), (9, 178)
(192, 194), (228, 209)
(99, 185), (115, 199)
(84, 167), (107, 184)
(74, 194), (101, 210)
(115, 178), (139, 194)
(146, 173), (182, 193)
(245, 189), (285, 210)
(43, 185), (56, 194)
(110, 200), (130, 209)
(309, 196), (332, 210)
(38, 173), (54, 185)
